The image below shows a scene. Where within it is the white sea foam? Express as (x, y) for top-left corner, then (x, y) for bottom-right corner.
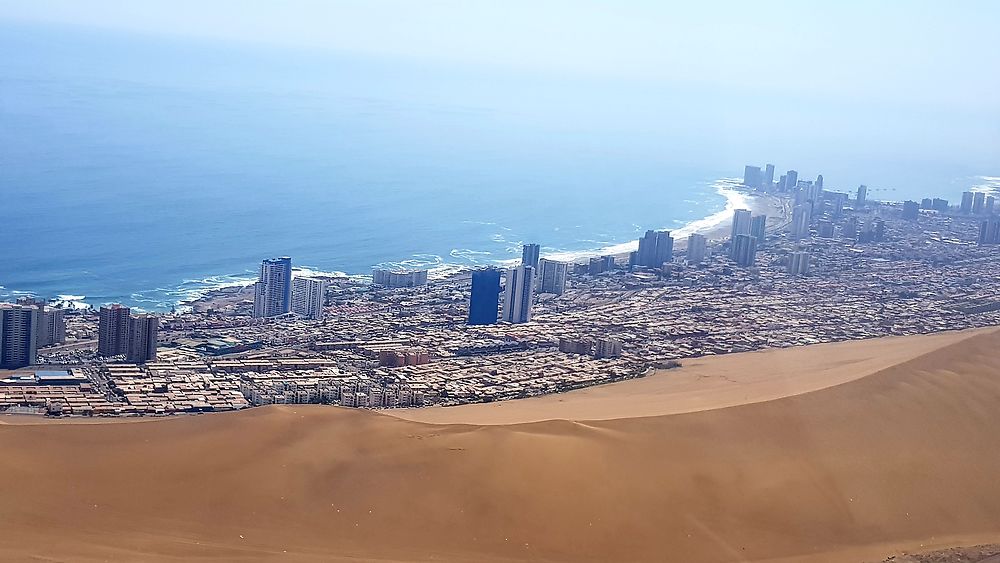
(291, 266), (351, 279)
(162, 177), (755, 308)
(52, 295), (91, 310)
(971, 175), (1000, 194)
(542, 178), (750, 263)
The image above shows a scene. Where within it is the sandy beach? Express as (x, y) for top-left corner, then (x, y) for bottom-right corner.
(186, 188), (788, 313)
(3, 328), (1000, 562)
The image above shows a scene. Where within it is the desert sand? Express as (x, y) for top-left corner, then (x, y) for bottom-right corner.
(390, 329), (986, 424)
(2, 328), (1000, 562)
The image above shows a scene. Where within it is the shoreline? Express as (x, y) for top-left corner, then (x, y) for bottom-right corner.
(1, 178), (782, 313)
(3, 172), (995, 313)
(181, 182), (787, 312)
(184, 184), (786, 312)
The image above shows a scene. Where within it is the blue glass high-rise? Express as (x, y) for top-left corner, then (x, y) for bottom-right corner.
(468, 268), (502, 325)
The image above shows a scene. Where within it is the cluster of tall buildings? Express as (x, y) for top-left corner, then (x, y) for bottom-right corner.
(632, 230), (674, 269)
(468, 267), (503, 325)
(960, 191), (995, 215)
(729, 209), (764, 267)
(97, 304), (158, 364)
(468, 243), (546, 326)
(0, 299), (68, 370)
(502, 263), (536, 324)
(252, 257), (327, 320)
(742, 163), (776, 190)
(16, 297), (66, 348)
(744, 162), (814, 195)
(919, 197), (950, 212)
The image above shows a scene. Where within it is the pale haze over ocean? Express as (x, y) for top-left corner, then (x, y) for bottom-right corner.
(1, 1), (997, 310)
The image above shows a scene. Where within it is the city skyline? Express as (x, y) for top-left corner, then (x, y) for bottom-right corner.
(3, 5), (1000, 561)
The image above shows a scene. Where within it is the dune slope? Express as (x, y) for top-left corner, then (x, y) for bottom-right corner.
(2, 329), (1000, 562)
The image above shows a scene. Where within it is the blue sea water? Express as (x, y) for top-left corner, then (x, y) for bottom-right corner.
(1, 23), (995, 310)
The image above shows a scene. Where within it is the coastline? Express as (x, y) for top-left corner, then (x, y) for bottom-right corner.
(183, 182), (786, 312)
(2, 179), (784, 313)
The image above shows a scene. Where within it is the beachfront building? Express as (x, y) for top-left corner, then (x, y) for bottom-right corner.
(253, 257), (293, 318)
(687, 233), (708, 264)
(521, 243), (541, 271)
(902, 201), (920, 221)
(126, 314), (158, 364)
(729, 209), (752, 259)
(98, 303), (130, 357)
(468, 268), (502, 325)
(588, 255), (615, 275)
(372, 268), (429, 289)
(743, 165), (761, 189)
(538, 259), (569, 295)
(502, 265), (535, 324)
(763, 164), (775, 190)
(785, 170), (798, 192)
(637, 230), (673, 268)
(291, 277), (327, 320)
(730, 209), (751, 242)
(15, 297), (66, 348)
(0, 303), (39, 369)
(38, 306), (66, 348)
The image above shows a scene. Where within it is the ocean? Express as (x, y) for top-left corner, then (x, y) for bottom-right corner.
(1, 23), (995, 311)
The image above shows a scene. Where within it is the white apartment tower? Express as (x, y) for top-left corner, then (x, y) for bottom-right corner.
(502, 265), (536, 324)
(291, 277), (327, 320)
(538, 259), (568, 295)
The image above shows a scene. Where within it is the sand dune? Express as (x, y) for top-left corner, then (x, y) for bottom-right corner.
(389, 329), (988, 425)
(2, 329), (1000, 562)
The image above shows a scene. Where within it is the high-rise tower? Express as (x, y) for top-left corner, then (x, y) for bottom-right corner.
(253, 257), (293, 318)
(98, 304), (130, 357)
(468, 268), (502, 325)
(0, 304), (39, 369)
(502, 265), (536, 324)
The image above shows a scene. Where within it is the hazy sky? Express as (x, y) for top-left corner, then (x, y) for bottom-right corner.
(2, 0), (998, 111)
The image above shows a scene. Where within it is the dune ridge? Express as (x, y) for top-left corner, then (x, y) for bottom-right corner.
(2, 329), (1000, 562)
(389, 328), (990, 425)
